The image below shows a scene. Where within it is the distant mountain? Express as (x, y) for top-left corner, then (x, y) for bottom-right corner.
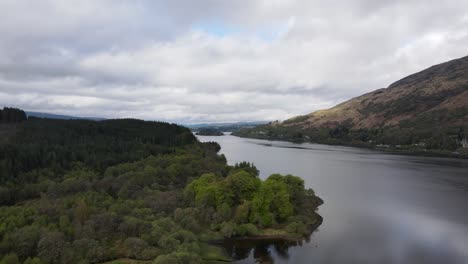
(235, 55), (468, 156)
(186, 121), (268, 132)
(26, 111), (105, 121)
(195, 127), (224, 136)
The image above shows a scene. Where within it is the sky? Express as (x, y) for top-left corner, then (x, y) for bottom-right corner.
(1, 0), (468, 124)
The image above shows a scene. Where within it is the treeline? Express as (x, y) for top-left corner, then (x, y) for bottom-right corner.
(0, 108), (27, 123)
(0, 113), (322, 263)
(0, 118), (196, 184)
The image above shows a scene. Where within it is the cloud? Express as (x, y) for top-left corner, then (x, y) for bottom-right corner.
(1, 0), (468, 123)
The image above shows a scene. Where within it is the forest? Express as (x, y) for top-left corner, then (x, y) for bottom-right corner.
(0, 108), (322, 264)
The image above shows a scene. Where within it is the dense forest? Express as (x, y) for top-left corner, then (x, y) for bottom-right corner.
(0, 111), (322, 264)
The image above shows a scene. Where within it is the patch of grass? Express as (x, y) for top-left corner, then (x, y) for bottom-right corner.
(200, 243), (231, 263)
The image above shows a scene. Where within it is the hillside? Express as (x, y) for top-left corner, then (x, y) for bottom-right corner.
(26, 111), (105, 121)
(187, 121), (268, 133)
(195, 127), (224, 136)
(234, 55), (468, 156)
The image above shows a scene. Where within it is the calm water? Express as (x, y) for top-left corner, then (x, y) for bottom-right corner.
(197, 134), (468, 264)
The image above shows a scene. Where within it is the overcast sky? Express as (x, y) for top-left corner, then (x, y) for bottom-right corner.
(1, 0), (467, 123)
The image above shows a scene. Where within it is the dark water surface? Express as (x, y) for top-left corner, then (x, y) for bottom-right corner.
(197, 134), (468, 264)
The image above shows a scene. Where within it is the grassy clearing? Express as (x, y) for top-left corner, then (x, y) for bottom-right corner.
(200, 243), (232, 263)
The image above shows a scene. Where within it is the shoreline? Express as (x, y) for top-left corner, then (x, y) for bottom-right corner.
(231, 134), (468, 160)
(204, 214), (323, 262)
(209, 213), (324, 245)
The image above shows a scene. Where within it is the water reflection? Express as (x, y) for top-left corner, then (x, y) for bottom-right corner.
(219, 236), (310, 263)
(220, 207), (468, 264)
(198, 135), (468, 264)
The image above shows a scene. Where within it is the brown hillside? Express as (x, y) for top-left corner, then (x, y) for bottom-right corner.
(284, 55), (468, 130)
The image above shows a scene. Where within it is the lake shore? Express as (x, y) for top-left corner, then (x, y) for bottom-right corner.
(203, 212), (323, 262)
(197, 134), (468, 263)
(231, 134), (468, 159)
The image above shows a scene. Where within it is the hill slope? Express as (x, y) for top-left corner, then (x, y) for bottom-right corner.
(26, 111), (105, 121)
(234, 55), (468, 156)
